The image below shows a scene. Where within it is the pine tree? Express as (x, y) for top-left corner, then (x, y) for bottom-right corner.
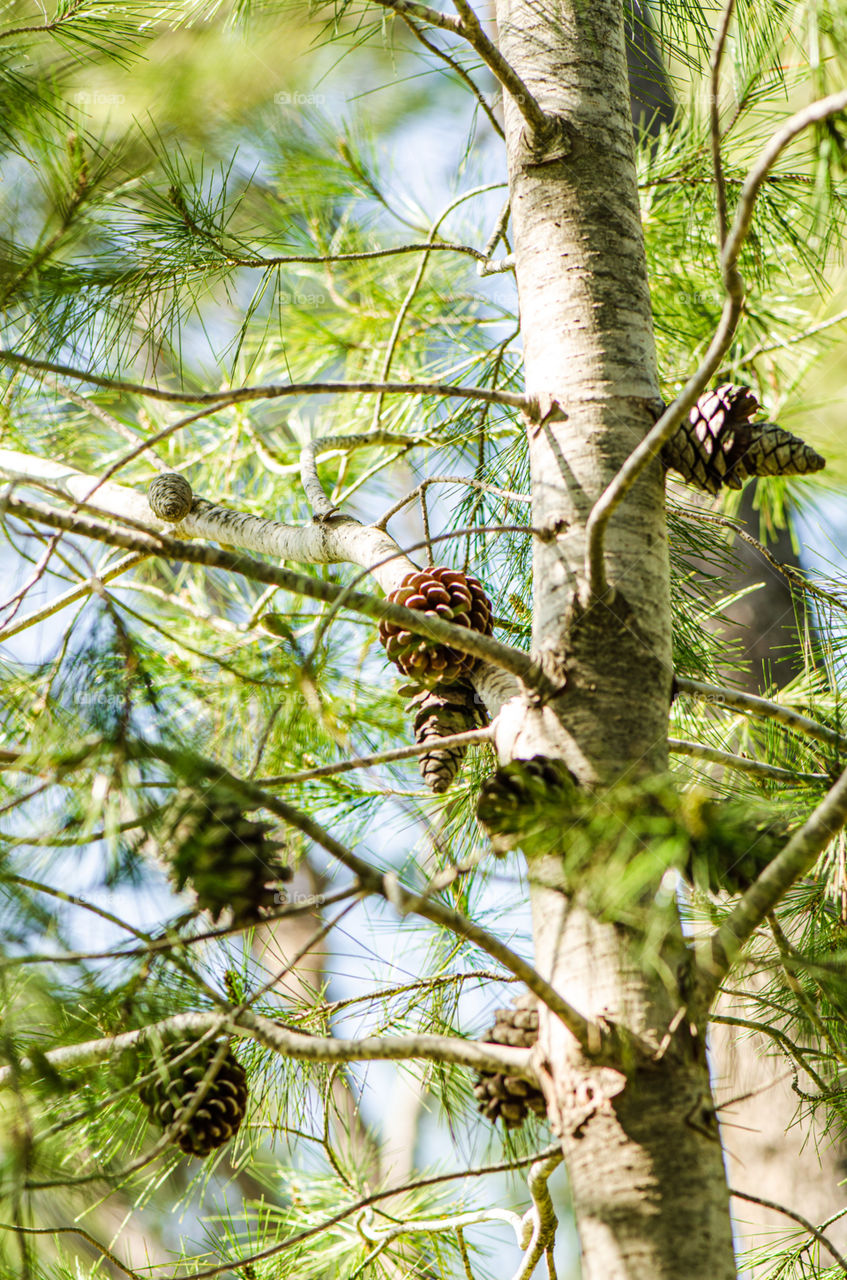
(2, 1), (847, 1277)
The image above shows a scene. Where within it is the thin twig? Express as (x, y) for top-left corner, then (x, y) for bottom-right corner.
(261, 727), (493, 786)
(730, 305), (847, 369)
(0, 348), (531, 411)
(669, 737), (828, 783)
(372, 183), (506, 434)
(0, 1224), (142, 1280)
(729, 1187), (847, 1273)
(400, 16), (505, 139)
(583, 87), (847, 598)
(0, 551), (147, 642)
(375, 474), (530, 530)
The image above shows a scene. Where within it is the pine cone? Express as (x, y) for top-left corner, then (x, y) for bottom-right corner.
(476, 756), (577, 852)
(162, 789), (292, 923)
(404, 678), (488, 794)
(139, 1038), (248, 1156)
(378, 566), (492, 687)
(473, 993), (546, 1129)
(662, 384), (825, 494)
(147, 472), (194, 521)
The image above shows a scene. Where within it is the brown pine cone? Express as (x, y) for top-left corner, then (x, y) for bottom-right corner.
(473, 993), (547, 1129)
(662, 383), (825, 494)
(378, 566), (492, 687)
(139, 1038), (248, 1157)
(404, 678), (488, 794)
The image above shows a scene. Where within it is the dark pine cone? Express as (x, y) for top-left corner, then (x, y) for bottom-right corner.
(378, 565), (492, 687)
(662, 383), (825, 495)
(473, 993), (547, 1129)
(476, 755), (577, 853)
(163, 789), (292, 924)
(404, 678), (488, 794)
(139, 1038), (248, 1157)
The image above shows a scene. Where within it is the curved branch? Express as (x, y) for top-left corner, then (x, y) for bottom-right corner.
(583, 88), (847, 598)
(512, 1152), (563, 1280)
(729, 1187), (847, 1274)
(0, 348), (530, 411)
(299, 431), (428, 518)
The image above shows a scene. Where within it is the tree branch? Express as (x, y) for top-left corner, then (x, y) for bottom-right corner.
(449, 0), (547, 133)
(0, 493), (541, 686)
(399, 14), (506, 139)
(582, 87), (847, 598)
(674, 676), (843, 751)
(261, 724), (493, 784)
(177, 1144), (561, 1280)
(121, 738), (613, 1059)
(370, 0), (546, 133)
(0, 348), (530, 411)
(512, 1152), (563, 1280)
(0, 1009), (533, 1088)
(698, 760), (847, 1000)
(668, 737), (829, 784)
(729, 1187), (847, 1274)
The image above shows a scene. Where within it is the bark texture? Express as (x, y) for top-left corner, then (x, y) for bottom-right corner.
(491, 0), (737, 1273)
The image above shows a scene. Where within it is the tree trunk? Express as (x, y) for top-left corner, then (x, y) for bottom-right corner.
(492, 0), (737, 1273)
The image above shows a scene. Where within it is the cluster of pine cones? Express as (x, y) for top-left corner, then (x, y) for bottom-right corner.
(379, 565), (494, 793)
(473, 993), (546, 1129)
(662, 382), (823, 494)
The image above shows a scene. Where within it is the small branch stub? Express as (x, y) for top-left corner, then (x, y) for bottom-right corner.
(148, 472), (194, 521)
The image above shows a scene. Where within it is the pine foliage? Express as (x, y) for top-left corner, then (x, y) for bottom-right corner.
(1, 0), (847, 1275)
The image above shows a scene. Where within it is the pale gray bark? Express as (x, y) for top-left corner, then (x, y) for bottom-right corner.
(491, 0), (736, 1273)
